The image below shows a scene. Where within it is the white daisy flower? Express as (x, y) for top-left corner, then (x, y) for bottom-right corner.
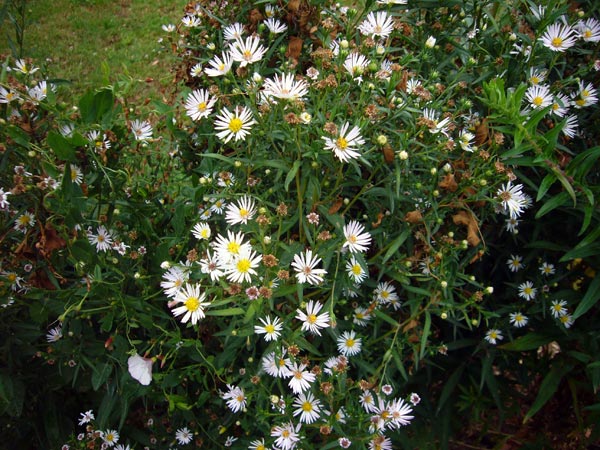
(295, 300), (330, 335)
(506, 254), (524, 272)
(175, 427), (193, 445)
(221, 384), (247, 413)
(291, 249), (327, 285)
(575, 18), (600, 42)
(539, 262), (556, 276)
(191, 222), (211, 240)
(343, 220), (372, 253)
(223, 22), (245, 41)
(293, 391), (322, 424)
(101, 429), (120, 447)
(224, 195), (256, 225)
(254, 315), (283, 341)
(263, 72), (308, 101)
(264, 17), (287, 34)
(131, 119), (153, 141)
(224, 247), (262, 284)
(540, 22), (578, 52)
(229, 36), (267, 67)
(262, 349), (292, 378)
(271, 422), (301, 450)
(184, 89), (217, 121)
(46, 326), (63, 343)
(525, 84), (552, 110)
(170, 283), (210, 325)
(518, 281), (537, 301)
(214, 106), (257, 143)
(484, 329), (503, 345)
(550, 299), (568, 318)
(212, 230), (251, 263)
(87, 225), (114, 252)
(160, 266), (188, 298)
(509, 312), (528, 328)
(287, 361), (316, 394)
(204, 52), (233, 77)
(337, 330), (362, 356)
(358, 11), (394, 39)
(346, 256), (368, 283)
(496, 181), (527, 219)
(322, 122), (365, 163)
(343, 52), (370, 77)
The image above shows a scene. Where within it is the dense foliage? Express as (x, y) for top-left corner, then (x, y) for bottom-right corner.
(1, 0), (599, 448)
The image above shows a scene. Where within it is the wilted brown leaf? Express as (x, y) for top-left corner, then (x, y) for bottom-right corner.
(404, 210), (423, 224)
(328, 198), (343, 215)
(286, 36), (303, 61)
(474, 118), (489, 147)
(438, 173), (458, 192)
(452, 210), (481, 247)
(382, 145), (394, 164)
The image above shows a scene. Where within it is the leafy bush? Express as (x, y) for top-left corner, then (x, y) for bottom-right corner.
(1, 0), (599, 448)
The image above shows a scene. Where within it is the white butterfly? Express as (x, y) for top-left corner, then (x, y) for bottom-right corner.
(127, 354), (153, 385)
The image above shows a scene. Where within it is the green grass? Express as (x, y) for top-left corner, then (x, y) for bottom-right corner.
(1, 0), (184, 101)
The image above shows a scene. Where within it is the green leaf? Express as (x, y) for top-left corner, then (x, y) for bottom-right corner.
(419, 311), (431, 361)
(206, 307), (245, 316)
(499, 333), (556, 351)
(47, 131), (76, 161)
(284, 160), (301, 192)
(535, 191), (570, 219)
(436, 365), (464, 414)
(92, 362), (113, 391)
(536, 173), (556, 201)
(79, 88), (114, 125)
(523, 364), (571, 423)
(382, 229), (410, 263)
(373, 309), (399, 327)
(572, 276), (600, 320)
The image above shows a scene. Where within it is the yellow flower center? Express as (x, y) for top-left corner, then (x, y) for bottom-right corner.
(227, 241), (240, 254)
(236, 258), (251, 273)
(345, 338), (355, 347)
(71, 169), (79, 180)
(575, 98), (585, 107)
(307, 313), (317, 324)
(229, 117), (243, 133)
(584, 30), (592, 39)
(200, 229), (209, 238)
(185, 296), (200, 311)
(7, 273), (16, 282)
(265, 324), (275, 334)
(97, 234), (105, 243)
(302, 401), (313, 412)
(348, 235), (357, 244)
(551, 37), (563, 48)
(352, 264), (362, 275)
(532, 96), (543, 106)
(282, 430), (290, 438)
(243, 50), (253, 60)
(239, 208), (248, 218)
(336, 136), (348, 149)
(197, 102), (207, 111)
(381, 291), (389, 299)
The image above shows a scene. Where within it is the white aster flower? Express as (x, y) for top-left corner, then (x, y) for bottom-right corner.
(288, 361), (316, 394)
(161, 266), (188, 298)
(343, 220), (372, 253)
(322, 122), (365, 163)
(496, 181), (527, 219)
(550, 299), (568, 318)
(223, 22), (245, 41)
(214, 106), (257, 143)
(291, 249), (327, 285)
(358, 11), (394, 39)
(346, 256), (367, 283)
(87, 225), (114, 252)
(185, 89), (217, 121)
(576, 18), (600, 42)
(295, 300), (330, 335)
(571, 81), (598, 108)
(191, 222), (211, 240)
(254, 315), (283, 341)
(229, 36), (267, 67)
(222, 384), (247, 413)
(539, 262), (556, 276)
(540, 22), (578, 52)
(343, 52), (370, 77)
(131, 119), (153, 141)
(262, 349), (292, 378)
(337, 330), (362, 356)
(199, 250), (225, 282)
(265, 17), (287, 34)
(204, 52), (233, 77)
(171, 283), (210, 325)
(509, 312), (528, 328)
(518, 281), (537, 301)
(271, 422), (301, 450)
(175, 427), (193, 445)
(224, 247), (262, 284)
(484, 329), (503, 345)
(101, 429), (119, 447)
(293, 391), (322, 424)
(506, 254), (524, 272)
(263, 72), (308, 101)
(525, 84), (552, 110)
(46, 325), (63, 343)
(78, 409), (95, 425)
(212, 230), (251, 263)
(224, 195), (256, 225)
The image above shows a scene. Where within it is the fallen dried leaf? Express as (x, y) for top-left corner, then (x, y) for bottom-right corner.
(452, 210), (481, 247)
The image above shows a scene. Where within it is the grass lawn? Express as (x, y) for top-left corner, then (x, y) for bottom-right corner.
(1, 0), (184, 101)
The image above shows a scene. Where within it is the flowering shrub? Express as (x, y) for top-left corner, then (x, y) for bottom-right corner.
(1, 0), (600, 448)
